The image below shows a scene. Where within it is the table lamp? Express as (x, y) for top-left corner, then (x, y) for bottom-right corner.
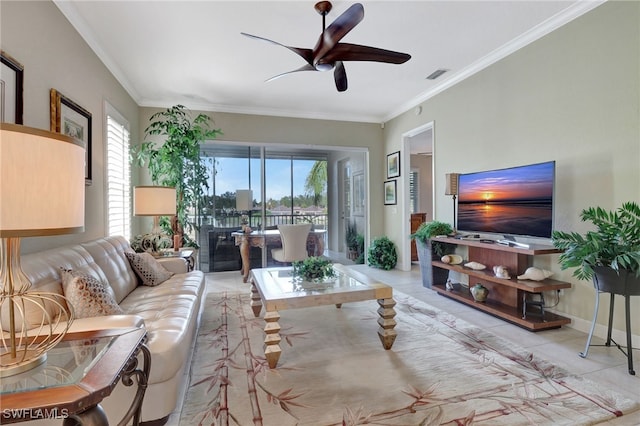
(1, 123), (85, 377)
(236, 189), (253, 213)
(445, 173), (459, 233)
(133, 186), (176, 252)
(236, 189), (253, 230)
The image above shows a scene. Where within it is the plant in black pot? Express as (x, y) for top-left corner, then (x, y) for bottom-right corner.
(552, 201), (640, 295)
(410, 221), (455, 288)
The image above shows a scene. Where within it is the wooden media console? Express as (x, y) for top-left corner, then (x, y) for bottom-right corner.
(431, 237), (571, 331)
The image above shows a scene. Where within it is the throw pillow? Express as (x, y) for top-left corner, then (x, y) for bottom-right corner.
(59, 268), (124, 318)
(125, 251), (174, 286)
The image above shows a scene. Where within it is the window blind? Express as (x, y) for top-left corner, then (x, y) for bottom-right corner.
(409, 170), (418, 214)
(106, 109), (131, 238)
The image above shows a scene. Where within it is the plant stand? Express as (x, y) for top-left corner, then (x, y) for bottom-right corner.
(415, 239), (449, 289)
(579, 267), (640, 375)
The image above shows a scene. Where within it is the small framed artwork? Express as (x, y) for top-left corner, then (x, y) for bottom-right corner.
(50, 89), (92, 185)
(1, 51), (24, 124)
(387, 151), (400, 179)
(384, 180), (397, 205)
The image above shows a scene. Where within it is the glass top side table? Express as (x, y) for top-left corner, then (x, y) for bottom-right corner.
(1, 328), (150, 425)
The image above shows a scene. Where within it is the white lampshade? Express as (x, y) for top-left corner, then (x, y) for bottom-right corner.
(1, 123), (84, 376)
(0, 124), (85, 237)
(133, 186), (176, 216)
(236, 189), (253, 211)
(445, 173), (459, 196)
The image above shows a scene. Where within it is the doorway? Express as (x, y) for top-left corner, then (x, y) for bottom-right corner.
(400, 122), (434, 271)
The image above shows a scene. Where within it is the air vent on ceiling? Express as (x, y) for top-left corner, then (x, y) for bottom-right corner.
(426, 69), (448, 80)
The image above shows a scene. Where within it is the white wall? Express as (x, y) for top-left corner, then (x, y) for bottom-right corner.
(0, 0), (140, 253)
(383, 1), (640, 335)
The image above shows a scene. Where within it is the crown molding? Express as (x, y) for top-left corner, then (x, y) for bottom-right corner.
(53, 0), (142, 103)
(383, 0), (607, 123)
(54, 0), (605, 125)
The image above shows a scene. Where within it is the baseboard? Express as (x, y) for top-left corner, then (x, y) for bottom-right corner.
(547, 308), (639, 347)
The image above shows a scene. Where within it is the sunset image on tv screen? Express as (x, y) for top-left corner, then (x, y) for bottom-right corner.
(457, 161), (554, 238)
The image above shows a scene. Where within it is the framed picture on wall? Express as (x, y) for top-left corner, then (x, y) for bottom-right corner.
(384, 180), (397, 205)
(387, 151), (400, 178)
(0, 51), (24, 124)
(50, 89), (92, 185)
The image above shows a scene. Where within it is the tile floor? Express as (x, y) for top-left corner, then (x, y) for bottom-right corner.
(170, 263), (640, 425)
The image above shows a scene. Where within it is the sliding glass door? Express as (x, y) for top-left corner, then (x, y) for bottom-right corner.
(197, 144), (329, 272)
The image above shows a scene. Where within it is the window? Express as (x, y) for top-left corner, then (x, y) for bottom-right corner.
(409, 169), (419, 214)
(105, 104), (131, 237)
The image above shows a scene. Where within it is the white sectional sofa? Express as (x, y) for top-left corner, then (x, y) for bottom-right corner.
(20, 236), (205, 425)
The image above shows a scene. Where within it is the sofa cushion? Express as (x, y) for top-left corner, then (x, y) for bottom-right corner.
(60, 268), (124, 318)
(125, 252), (174, 286)
(81, 237), (139, 303)
(14, 245), (111, 330)
(119, 271), (204, 383)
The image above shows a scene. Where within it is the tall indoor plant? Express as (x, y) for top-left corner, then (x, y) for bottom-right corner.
(410, 221), (454, 288)
(552, 201), (640, 295)
(132, 105), (222, 247)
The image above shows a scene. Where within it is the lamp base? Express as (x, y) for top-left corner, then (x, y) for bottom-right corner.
(0, 351), (47, 378)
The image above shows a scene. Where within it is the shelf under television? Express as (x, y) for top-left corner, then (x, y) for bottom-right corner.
(430, 236), (571, 331)
(432, 283), (570, 331)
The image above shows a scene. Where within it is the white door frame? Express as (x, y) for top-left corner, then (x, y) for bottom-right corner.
(400, 121), (434, 271)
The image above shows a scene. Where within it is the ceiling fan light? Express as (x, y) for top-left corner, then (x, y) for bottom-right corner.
(315, 62), (335, 72)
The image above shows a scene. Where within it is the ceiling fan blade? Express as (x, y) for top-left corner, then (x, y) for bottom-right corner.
(334, 61), (348, 92)
(313, 3), (364, 64)
(266, 64), (316, 82)
(323, 43), (411, 64)
(241, 32), (314, 65)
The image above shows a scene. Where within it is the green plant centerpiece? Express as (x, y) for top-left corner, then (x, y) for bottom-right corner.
(132, 105), (222, 248)
(410, 221), (455, 288)
(367, 236), (397, 270)
(292, 256), (336, 283)
(552, 201), (640, 295)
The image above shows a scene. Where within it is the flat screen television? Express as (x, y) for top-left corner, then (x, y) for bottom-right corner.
(457, 161), (555, 239)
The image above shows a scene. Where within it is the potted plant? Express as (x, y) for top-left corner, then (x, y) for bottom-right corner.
(410, 221), (454, 288)
(367, 236), (397, 270)
(354, 233), (365, 264)
(345, 220), (359, 260)
(292, 256), (335, 282)
(132, 105), (222, 248)
(552, 201), (640, 295)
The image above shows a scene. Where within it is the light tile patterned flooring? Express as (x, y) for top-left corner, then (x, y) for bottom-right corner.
(170, 263), (640, 425)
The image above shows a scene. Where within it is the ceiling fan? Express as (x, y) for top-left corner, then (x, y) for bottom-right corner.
(241, 1), (411, 92)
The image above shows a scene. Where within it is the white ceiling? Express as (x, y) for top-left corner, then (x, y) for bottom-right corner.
(53, 0), (603, 123)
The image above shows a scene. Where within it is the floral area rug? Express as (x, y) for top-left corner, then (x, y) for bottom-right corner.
(179, 290), (639, 425)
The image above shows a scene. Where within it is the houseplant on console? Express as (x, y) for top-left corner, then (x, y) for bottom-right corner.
(132, 105), (222, 248)
(551, 201), (640, 294)
(410, 221), (455, 288)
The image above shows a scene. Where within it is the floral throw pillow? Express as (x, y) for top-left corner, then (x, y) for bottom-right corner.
(59, 268), (124, 318)
(125, 251), (174, 286)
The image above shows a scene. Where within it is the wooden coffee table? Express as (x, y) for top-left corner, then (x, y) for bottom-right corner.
(249, 264), (397, 368)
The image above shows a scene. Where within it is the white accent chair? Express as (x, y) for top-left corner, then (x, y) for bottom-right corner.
(272, 224), (312, 263)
